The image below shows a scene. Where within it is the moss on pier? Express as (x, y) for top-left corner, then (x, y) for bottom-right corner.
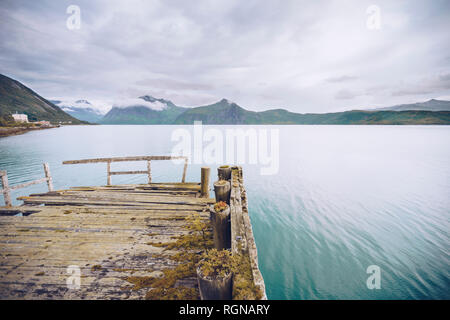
(125, 214), (213, 300)
(138, 212), (262, 300)
(232, 250), (263, 300)
(91, 265), (103, 272)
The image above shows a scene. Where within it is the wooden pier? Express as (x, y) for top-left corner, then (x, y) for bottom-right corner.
(0, 157), (266, 300)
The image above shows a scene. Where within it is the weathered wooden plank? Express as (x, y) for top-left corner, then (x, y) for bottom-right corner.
(67, 184), (201, 192)
(18, 192), (212, 203)
(53, 193), (209, 205)
(17, 198), (209, 209)
(230, 167), (267, 300)
(0, 206), (205, 216)
(230, 179), (247, 254)
(32, 190), (199, 198)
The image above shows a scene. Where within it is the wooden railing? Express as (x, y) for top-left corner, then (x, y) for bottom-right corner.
(0, 163), (53, 207)
(62, 156), (189, 186)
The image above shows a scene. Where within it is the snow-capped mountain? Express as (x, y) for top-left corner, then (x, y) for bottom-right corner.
(100, 95), (186, 124)
(50, 99), (105, 123)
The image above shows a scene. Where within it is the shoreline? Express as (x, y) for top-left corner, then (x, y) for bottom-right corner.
(0, 125), (59, 138)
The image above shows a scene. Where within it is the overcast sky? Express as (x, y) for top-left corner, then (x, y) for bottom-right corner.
(1, 0), (449, 113)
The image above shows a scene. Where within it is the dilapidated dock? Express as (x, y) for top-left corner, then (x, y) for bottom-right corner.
(0, 156), (266, 300)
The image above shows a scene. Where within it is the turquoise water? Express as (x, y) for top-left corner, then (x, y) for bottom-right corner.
(0, 125), (449, 299)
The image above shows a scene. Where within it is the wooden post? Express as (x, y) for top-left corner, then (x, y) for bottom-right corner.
(43, 163), (53, 192)
(200, 167), (210, 198)
(147, 160), (152, 184)
(197, 267), (233, 300)
(0, 171), (12, 207)
(211, 206), (231, 250)
(214, 180), (231, 204)
(218, 166), (231, 181)
(106, 161), (111, 186)
(181, 158), (188, 183)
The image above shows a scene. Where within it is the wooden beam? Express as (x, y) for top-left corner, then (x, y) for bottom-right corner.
(109, 170), (148, 176)
(9, 177), (48, 191)
(63, 155), (187, 164)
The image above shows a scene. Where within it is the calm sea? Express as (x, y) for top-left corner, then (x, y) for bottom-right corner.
(0, 125), (449, 299)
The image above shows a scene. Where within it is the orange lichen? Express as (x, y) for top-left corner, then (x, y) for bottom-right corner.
(214, 201), (228, 213)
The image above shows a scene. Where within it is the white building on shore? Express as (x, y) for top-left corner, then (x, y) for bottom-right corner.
(12, 113), (29, 123)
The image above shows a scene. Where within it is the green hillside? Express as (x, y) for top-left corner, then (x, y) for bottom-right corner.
(174, 99), (450, 125)
(173, 99), (261, 124)
(0, 74), (84, 124)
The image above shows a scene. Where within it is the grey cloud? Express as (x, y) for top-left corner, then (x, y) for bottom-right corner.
(391, 73), (450, 96)
(335, 89), (363, 100)
(391, 88), (434, 97)
(135, 78), (214, 91)
(325, 75), (359, 83)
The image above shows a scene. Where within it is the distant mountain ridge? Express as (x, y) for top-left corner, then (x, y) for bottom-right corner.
(368, 99), (450, 112)
(0, 74), (83, 124)
(93, 96), (450, 125)
(173, 98), (450, 125)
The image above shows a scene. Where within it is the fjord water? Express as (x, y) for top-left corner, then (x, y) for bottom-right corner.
(0, 125), (449, 299)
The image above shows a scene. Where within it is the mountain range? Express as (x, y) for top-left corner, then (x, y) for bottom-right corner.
(1, 73), (449, 125)
(98, 97), (450, 125)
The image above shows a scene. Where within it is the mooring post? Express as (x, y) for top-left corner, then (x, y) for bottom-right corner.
(200, 167), (210, 198)
(217, 166), (231, 181)
(213, 180), (231, 204)
(106, 161), (111, 186)
(43, 163), (54, 192)
(197, 267), (233, 300)
(147, 160), (152, 184)
(211, 206), (231, 250)
(0, 171), (12, 207)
